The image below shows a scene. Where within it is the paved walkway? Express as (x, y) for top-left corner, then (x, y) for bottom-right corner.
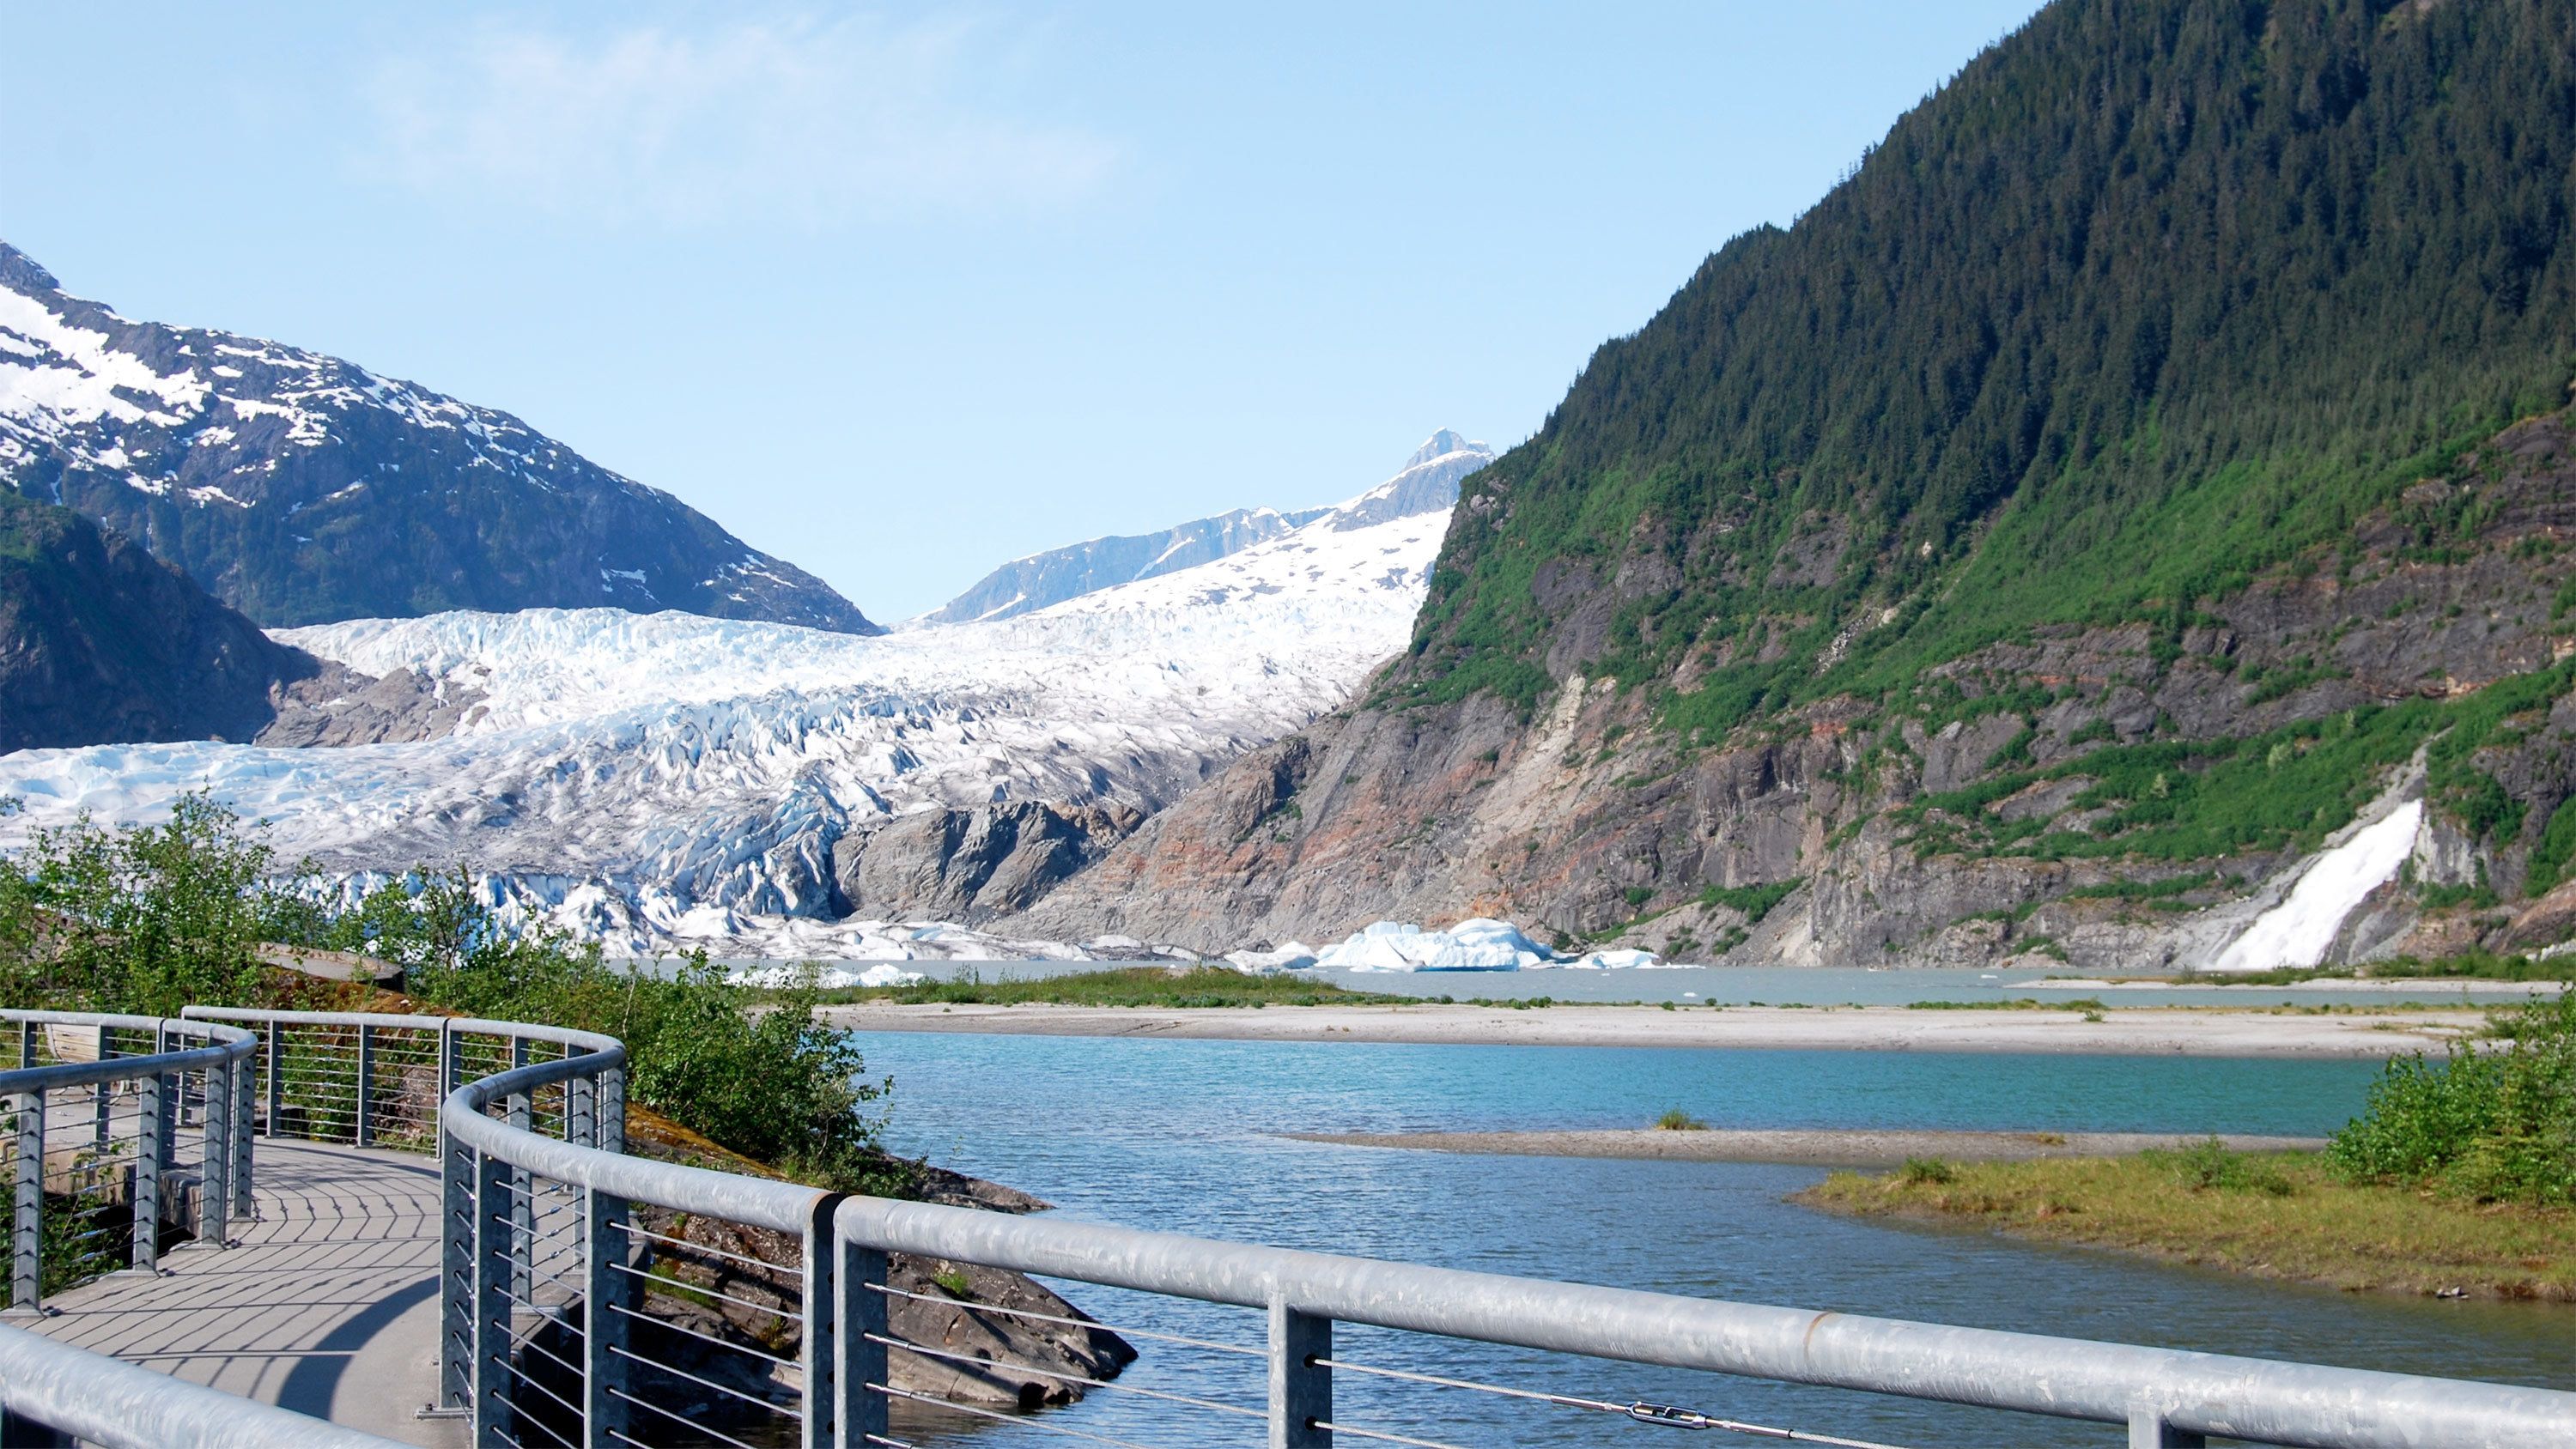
(11, 1137), (464, 1447)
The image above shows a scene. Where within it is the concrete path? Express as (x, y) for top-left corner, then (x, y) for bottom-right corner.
(10, 1137), (464, 1448)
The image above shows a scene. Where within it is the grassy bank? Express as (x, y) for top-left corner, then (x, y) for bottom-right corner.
(804, 966), (1419, 1009)
(1795, 1144), (2576, 1300)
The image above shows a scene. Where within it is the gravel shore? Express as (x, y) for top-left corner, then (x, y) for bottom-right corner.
(817, 1001), (2479, 1058)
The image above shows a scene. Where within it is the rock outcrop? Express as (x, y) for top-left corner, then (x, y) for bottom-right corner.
(1012, 414), (2576, 969)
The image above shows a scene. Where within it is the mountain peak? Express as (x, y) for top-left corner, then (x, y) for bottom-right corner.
(1406, 429), (1478, 467)
(0, 241), (63, 294)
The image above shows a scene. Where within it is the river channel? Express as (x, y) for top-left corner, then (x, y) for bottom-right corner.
(847, 1030), (2572, 1446)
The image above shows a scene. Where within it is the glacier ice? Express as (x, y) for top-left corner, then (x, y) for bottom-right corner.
(1303, 919), (1663, 972)
(0, 470), (1454, 960)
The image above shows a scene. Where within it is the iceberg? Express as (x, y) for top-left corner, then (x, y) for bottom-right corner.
(725, 961), (925, 989)
(1224, 943), (1319, 974)
(1315, 919), (1557, 972)
(1298, 919), (1668, 972)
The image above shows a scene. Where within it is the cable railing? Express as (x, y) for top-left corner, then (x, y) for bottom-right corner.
(5, 1002), (2575, 1449)
(2, 1009), (259, 1314)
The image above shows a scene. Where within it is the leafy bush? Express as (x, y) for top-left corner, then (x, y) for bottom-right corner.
(1653, 1107), (1707, 1131)
(2145, 1137), (2294, 1197)
(2327, 992), (2575, 1206)
(1899, 1156), (1956, 1185)
(0, 797), (907, 1195)
(0, 794), (287, 1014)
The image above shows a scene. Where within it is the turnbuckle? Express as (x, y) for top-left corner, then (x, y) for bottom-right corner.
(1625, 1401), (1715, 1429)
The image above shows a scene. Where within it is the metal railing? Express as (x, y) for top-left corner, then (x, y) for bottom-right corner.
(6, 1002), (2575, 1449)
(2, 1009), (260, 1313)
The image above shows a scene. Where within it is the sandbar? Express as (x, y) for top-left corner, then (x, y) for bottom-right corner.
(817, 1001), (2480, 1058)
(1286, 1128), (2329, 1166)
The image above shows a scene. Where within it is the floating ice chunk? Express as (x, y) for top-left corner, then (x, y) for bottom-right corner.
(1557, 949), (1664, 971)
(1224, 943), (1319, 974)
(726, 961), (923, 989)
(1315, 918), (1556, 972)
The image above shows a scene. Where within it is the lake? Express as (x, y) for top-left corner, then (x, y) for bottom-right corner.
(848, 1030), (2573, 1447)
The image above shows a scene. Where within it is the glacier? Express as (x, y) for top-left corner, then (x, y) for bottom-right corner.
(0, 446), (1463, 959)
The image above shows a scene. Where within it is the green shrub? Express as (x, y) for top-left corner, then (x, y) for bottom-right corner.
(2146, 1136), (2294, 1197)
(0, 799), (908, 1197)
(2327, 992), (2575, 1206)
(1654, 1107), (1707, 1131)
(1899, 1156), (1956, 1185)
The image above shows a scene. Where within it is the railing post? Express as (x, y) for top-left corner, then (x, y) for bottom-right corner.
(567, 1046), (594, 1147)
(440, 1125), (474, 1410)
(504, 1081), (532, 1307)
(1269, 1296), (1331, 1449)
(2130, 1410), (2208, 1447)
(583, 1181), (630, 1442)
(232, 1046), (255, 1218)
(800, 1195), (841, 1449)
(13, 1020), (31, 1070)
(435, 1019), (456, 1158)
(834, 1235), (889, 1449)
(93, 1031), (114, 1155)
(197, 1058), (231, 1249)
(264, 1026), (283, 1139)
(9, 1090), (39, 1312)
(473, 1146), (513, 1449)
(598, 1064), (624, 1155)
(355, 1023), (376, 1149)
(133, 1072), (161, 1273)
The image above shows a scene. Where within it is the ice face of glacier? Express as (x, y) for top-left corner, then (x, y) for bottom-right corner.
(0, 476), (1458, 957)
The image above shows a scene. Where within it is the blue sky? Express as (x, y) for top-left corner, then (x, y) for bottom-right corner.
(3, 2), (2044, 621)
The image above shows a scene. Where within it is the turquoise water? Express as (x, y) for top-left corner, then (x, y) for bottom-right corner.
(852, 1032), (2574, 1447)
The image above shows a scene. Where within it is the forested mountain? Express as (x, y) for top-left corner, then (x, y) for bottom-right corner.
(0, 488), (309, 751)
(0, 245), (878, 634)
(1013, 0), (2576, 970)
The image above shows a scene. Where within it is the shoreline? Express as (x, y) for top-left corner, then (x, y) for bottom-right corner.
(817, 1001), (2480, 1058)
(1288, 1127), (2330, 1166)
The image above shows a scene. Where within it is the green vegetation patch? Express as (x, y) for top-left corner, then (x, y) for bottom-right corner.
(1797, 1148), (2575, 1301)
(1896, 663), (2574, 864)
(806, 966), (1413, 1010)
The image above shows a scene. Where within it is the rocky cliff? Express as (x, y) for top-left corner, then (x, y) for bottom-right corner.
(1008, 0), (2576, 970)
(0, 488), (471, 753)
(0, 244), (876, 634)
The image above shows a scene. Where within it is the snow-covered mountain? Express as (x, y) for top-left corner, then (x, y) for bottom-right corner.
(920, 433), (1492, 625)
(0, 243), (874, 634)
(0, 439), (1462, 957)
(921, 505), (1328, 625)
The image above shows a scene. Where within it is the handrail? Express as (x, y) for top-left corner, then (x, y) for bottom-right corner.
(12, 1001), (2576, 1449)
(4, 1008), (260, 1313)
(441, 1049), (821, 1234)
(0, 1319), (407, 1448)
(833, 1194), (2576, 1448)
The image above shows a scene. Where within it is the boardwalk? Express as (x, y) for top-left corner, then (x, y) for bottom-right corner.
(17, 1137), (462, 1448)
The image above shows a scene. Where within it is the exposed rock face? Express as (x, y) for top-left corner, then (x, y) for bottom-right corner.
(1010, 415), (2576, 967)
(255, 664), (489, 747)
(0, 242), (877, 634)
(0, 487), (308, 751)
(834, 802), (1145, 925)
